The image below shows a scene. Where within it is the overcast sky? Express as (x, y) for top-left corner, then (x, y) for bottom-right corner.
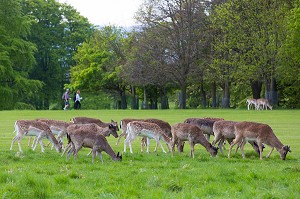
(58, 0), (143, 27)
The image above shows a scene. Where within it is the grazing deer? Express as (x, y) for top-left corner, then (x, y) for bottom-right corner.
(171, 123), (218, 158)
(184, 117), (224, 141)
(228, 121), (291, 160)
(71, 117), (119, 131)
(256, 98), (273, 110)
(35, 119), (71, 149)
(116, 118), (143, 146)
(246, 98), (257, 110)
(10, 120), (62, 153)
(62, 123), (118, 156)
(212, 120), (262, 155)
(66, 128), (122, 163)
(124, 121), (172, 154)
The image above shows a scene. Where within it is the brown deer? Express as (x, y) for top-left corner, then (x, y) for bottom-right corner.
(228, 121), (291, 160)
(212, 120), (263, 155)
(10, 120), (62, 153)
(171, 123), (218, 158)
(62, 123), (118, 156)
(184, 117), (224, 141)
(66, 128), (122, 163)
(71, 116), (119, 131)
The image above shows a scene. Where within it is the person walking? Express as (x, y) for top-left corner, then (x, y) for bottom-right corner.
(74, 89), (82, 109)
(63, 89), (70, 110)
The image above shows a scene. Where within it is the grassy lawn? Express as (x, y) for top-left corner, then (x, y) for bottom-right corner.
(0, 109), (299, 198)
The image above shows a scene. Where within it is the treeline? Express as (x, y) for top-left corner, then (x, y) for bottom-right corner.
(1, 0), (300, 110)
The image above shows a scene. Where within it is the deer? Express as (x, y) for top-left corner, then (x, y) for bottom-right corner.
(10, 120), (62, 153)
(256, 98), (273, 110)
(116, 118), (143, 146)
(71, 116), (119, 131)
(171, 123), (218, 158)
(65, 127), (122, 163)
(61, 123), (118, 156)
(184, 117), (224, 141)
(212, 120), (263, 155)
(124, 121), (172, 154)
(246, 98), (257, 110)
(228, 121), (291, 160)
(34, 119), (71, 149)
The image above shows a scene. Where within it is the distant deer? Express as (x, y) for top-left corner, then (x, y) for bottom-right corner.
(246, 98), (257, 110)
(228, 121), (291, 160)
(256, 98), (273, 110)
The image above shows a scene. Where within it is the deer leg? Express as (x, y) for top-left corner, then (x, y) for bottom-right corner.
(61, 142), (71, 157)
(146, 137), (151, 153)
(217, 138), (225, 155)
(266, 147), (274, 159)
(10, 135), (19, 151)
(156, 139), (166, 153)
(228, 137), (241, 158)
(239, 139), (247, 158)
(97, 151), (104, 164)
(116, 132), (125, 146)
(92, 149), (97, 163)
(190, 142), (195, 158)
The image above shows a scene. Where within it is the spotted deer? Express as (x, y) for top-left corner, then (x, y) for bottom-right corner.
(124, 121), (172, 154)
(10, 120), (62, 153)
(228, 121), (291, 160)
(35, 119), (71, 149)
(171, 123), (218, 158)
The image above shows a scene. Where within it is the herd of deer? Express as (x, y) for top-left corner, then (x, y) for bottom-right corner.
(246, 98), (273, 110)
(10, 113), (291, 163)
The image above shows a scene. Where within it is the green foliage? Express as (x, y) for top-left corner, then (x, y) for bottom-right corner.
(21, 0), (93, 109)
(0, 110), (299, 198)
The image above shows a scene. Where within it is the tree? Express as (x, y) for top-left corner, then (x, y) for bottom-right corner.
(70, 26), (128, 109)
(21, 0), (93, 109)
(136, 0), (208, 109)
(210, 0), (291, 107)
(0, 0), (43, 110)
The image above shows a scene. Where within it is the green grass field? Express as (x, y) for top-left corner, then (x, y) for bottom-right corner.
(1, 109), (299, 198)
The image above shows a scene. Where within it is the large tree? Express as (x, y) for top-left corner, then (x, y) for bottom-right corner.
(0, 0), (43, 110)
(136, 0), (208, 109)
(21, 0), (93, 109)
(210, 0), (291, 107)
(70, 26), (128, 109)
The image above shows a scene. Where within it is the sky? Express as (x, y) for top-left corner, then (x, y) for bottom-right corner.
(58, 0), (143, 27)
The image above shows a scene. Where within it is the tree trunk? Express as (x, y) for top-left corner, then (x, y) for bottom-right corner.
(179, 85), (187, 109)
(211, 82), (217, 108)
(142, 86), (148, 109)
(130, 86), (139, 109)
(222, 80), (230, 108)
(200, 82), (207, 108)
(265, 77), (278, 106)
(120, 89), (127, 109)
(160, 87), (169, 109)
(250, 79), (262, 99)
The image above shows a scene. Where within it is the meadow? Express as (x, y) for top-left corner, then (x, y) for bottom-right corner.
(0, 109), (299, 199)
